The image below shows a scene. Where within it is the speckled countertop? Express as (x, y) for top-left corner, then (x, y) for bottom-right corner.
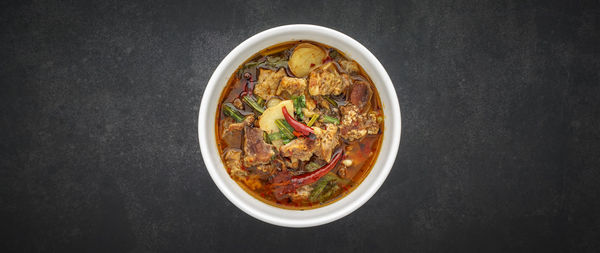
(2, 0), (599, 252)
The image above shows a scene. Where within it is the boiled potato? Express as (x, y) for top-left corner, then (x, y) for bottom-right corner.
(288, 43), (326, 77)
(266, 97), (282, 108)
(258, 100), (294, 134)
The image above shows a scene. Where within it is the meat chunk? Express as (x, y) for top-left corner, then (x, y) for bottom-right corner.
(243, 126), (275, 167)
(276, 76), (307, 97)
(254, 158), (285, 179)
(271, 170), (293, 200)
(313, 124), (340, 162)
(232, 98), (244, 110)
(254, 68), (286, 100)
(308, 62), (351, 96)
(221, 115), (255, 148)
(365, 111), (381, 135)
(290, 185), (313, 202)
(349, 81), (372, 111)
(339, 60), (359, 74)
(339, 104), (380, 141)
(223, 149), (247, 179)
(254, 164), (277, 179)
(280, 137), (315, 163)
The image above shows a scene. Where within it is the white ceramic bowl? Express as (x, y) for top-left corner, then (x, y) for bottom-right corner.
(198, 24), (401, 227)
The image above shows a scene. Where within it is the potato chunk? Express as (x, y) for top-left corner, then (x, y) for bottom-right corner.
(258, 100), (294, 134)
(288, 43), (327, 77)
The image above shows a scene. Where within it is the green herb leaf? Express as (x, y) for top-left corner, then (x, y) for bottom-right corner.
(275, 119), (295, 140)
(223, 103), (244, 122)
(320, 115), (340, 125)
(293, 95), (306, 120)
(307, 114), (319, 127)
(242, 95), (265, 114)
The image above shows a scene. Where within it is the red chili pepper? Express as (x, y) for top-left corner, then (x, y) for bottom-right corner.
(239, 79), (255, 98)
(282, 106), (313, 135)
(241, 73), (254, 96)
(290, 151), (343, 187)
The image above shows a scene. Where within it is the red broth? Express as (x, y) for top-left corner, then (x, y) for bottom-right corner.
(215, 41), (383, 210)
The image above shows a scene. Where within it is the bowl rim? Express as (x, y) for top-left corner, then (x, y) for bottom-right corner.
(198, 24), (401, 227)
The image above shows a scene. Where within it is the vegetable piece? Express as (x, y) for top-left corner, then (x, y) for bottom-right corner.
(223, 103), (244, 122)
(293, 95), (306, 120)
(323, 95), (338, 107)
(320, 115), (340, 125)
(308, 173), (339, 202)
(317, 184), (341, 202)
(256, 97), (265, 107)
(275, 119), (295, 140)
(266, 98), (282, 108)
(239, 74), (255, 97)
(290, 151), (343, 187)
(268, 131), (293, 145)
(242, 95), (265, 114)
(267, 132), (283, 141)
(279, 118), (295, 133)
(329, 49), (342, 60)
(307, 114), (319, 127)
(258, 100), (294, 134)
(288, 43), (327, 77)
(305, 162), (321, 172)
(282, 106), (314, 136)
(261, 56), (288, 68)
(237, 59), (263, 77)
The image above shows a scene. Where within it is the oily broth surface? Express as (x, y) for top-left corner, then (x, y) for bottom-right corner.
(215, 41), (384, 210)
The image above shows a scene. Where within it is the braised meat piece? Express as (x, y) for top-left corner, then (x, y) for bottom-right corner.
(221, 115), (255, 148)
(276, 76), (307, 97)
(339, 60), (359, 74)
(243, 126), (275, 167)
(308, 62), (351, 96)
(254, 158), (286, 180)
(223, 148), (246, 179)
(280, 137), (315, 163)
(289, 185), (313, 202)
(232, 97), (244, 110)
(365, 111), (381, 135)
(339, 104), (380, 141)
(349, 81), (372, 111)
(254, 68), (286, 100)
(313, 124), (340, 162)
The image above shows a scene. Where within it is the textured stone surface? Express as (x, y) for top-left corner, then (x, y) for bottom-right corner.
(2, 0), (600, 252)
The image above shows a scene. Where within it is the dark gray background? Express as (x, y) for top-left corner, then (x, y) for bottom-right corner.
(2, 0), (599, 252)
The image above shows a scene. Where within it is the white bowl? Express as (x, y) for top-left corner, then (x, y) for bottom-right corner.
(198, 24), (401, 227)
